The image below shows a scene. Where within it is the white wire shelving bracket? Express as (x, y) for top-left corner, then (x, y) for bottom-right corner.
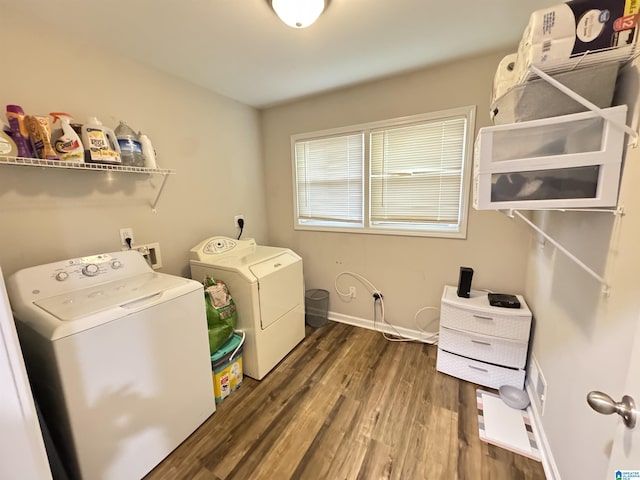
(0, 155), (176, 211)
(545, 206), (625, 216)
(529, 64), (639, 147)
(505, 209), (613, 295)
(495, 60), (638, 294)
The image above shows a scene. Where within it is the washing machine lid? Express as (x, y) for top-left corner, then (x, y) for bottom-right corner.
(14, 273), (201, 342)
(7, 252), (205, 340)
(34, 273), (191, 322)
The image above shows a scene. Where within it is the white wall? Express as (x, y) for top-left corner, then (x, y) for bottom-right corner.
(523, 62), (640, 478)
(0, 7), (267, 278)
(261, 50), (531, 333)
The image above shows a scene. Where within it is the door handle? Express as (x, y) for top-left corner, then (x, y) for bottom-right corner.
(587, 391), (637, 429)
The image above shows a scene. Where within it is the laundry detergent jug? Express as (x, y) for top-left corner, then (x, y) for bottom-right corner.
(81, 117), (121, 164)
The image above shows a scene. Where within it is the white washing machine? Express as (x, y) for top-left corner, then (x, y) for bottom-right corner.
(6, 250), (215, 480)
(190, 237), (305, 380)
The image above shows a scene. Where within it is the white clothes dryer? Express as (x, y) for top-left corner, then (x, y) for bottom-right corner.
(190, 237), (305, 380)
(6, 251), (215, 480)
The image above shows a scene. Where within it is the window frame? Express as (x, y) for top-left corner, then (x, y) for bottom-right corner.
(291, 106), (476, 239)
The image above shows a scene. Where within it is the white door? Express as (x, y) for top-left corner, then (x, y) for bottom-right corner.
(0, 269), (52, 480)
(601, 311), (640, 476)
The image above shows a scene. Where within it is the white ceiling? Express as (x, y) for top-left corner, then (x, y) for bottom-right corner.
(10, 0), (559, 108)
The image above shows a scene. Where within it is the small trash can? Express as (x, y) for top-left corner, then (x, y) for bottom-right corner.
(305, 289), (329, 327)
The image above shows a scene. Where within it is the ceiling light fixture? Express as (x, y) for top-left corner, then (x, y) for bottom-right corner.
(270, 0), (328, 29)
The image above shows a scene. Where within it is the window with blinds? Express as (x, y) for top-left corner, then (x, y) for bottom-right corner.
(295, 133), (364, 226)
(292, 106), (475, 238)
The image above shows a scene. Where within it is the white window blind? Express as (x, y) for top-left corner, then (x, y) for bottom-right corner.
(370, 118), (466, 226)
(292, 106), (474, 238)
(295, 133), (364, 225)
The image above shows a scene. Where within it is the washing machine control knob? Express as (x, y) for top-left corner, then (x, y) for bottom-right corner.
(82, 264), (100, 277)
(111, 260), (122, 269)
(55, 271), (69, 281)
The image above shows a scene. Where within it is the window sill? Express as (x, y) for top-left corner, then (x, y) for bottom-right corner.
(294, 223), (467, 239)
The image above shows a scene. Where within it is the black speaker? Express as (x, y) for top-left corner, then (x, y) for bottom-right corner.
(457, 267), (474, 298)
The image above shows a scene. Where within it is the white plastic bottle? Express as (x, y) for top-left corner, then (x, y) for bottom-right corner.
(81, 117), (121, 164)
(138, 133), (157, 169)
(50, 112), (84, 162)
(115, 121), (144, 167)
(0, 122), (18, 157)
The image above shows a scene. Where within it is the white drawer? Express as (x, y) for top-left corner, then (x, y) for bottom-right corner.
(439, 326), (528, 368)
(436, 349), (525, 390)
(440, 301), (531, 341)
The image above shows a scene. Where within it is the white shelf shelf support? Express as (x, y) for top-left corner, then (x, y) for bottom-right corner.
(547, 207), (622, 215)
(151, 174), (170, 213)
(506, 209), (611, 295)
(529, 65), (639, 147)
(0, 156), (176, 211)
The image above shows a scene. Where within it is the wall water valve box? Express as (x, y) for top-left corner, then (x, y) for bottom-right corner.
(211, 333), (243, 404)
(473, 105), (627, 210)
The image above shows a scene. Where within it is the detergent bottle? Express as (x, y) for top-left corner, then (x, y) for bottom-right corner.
(6, 105), (33, 158)
(0, 122), (18, 157)
(24, 115), (58, 160)
(81, 117), (121, 164)
(114, 121), (144, 167)
(138, 133), (157, 169)
(50, 112), (84, 162)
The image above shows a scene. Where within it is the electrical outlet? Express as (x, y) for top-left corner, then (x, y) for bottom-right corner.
(119, 227), (134, 247)
(234, 215), (245, 228)
(348, 286), (356, 298)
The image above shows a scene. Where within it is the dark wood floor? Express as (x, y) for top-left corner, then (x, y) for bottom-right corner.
(145, 321), (546, 480)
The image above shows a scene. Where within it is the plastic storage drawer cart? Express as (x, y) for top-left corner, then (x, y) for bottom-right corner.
(473, 105), (627, 210)
(436, 285), (532, 390)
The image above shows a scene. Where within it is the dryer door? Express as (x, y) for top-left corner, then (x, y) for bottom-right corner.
(249, 253), (302, 330)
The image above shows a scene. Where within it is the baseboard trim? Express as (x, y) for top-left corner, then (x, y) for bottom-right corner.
(327, 311), (439, 343)
(526, 380), (560, 480)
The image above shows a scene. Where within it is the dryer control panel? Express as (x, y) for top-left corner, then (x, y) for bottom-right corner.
(191, 236), (257, 259)
(203, 238), (237, 254)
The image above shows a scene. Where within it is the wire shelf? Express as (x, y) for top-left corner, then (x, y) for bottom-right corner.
(0, 155), (176, 210)
(0, 155), (175, 175)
